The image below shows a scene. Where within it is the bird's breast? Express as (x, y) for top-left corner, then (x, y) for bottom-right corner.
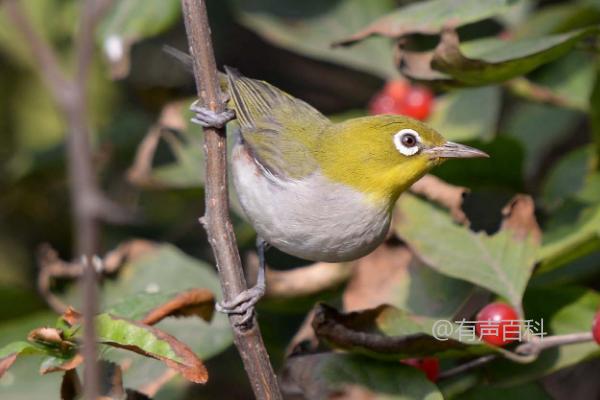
(231, 140), (391, 262)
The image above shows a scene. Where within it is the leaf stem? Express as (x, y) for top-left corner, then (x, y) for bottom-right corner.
(440, 331), (595, 379)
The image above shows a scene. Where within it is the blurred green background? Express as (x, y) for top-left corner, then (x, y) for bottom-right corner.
(1, 0), (600, 399)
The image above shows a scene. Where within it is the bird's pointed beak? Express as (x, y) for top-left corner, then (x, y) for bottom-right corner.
(425, 141), (489, 159)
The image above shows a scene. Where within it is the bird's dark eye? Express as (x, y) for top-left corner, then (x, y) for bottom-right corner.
(401, 133), (417, 147)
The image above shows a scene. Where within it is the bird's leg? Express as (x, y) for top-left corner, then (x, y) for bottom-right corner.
(216, 237), (268, 326)
(190, 98), (235, 129)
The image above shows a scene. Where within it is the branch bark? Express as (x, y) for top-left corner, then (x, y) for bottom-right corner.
(180, 1), (282, 398)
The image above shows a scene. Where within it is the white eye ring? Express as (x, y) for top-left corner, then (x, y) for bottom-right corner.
(393, 128), (421, 156)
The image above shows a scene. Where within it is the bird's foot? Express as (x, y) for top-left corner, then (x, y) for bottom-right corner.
(216, 284), (265, 327)
(190, 100), (235, 129)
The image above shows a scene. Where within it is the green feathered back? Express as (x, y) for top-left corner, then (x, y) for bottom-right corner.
(224, 67), (331, 180)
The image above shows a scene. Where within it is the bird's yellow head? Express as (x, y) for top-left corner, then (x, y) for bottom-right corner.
(317, 114), (487, 205)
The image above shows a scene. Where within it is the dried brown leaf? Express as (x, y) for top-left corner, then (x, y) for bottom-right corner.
(410, 174), (469, 224)
(313, 304), (466, 356)
(103, 239), (158, 273)
(141, 288), (215, 326)
(501, 195), (542, 243)
(245, 253), (353, 299)
(98, 361), (126, 399)
(0, 354), (18, 378)
(395, 41), (451, 84)
(41, 354), (84, 375)
(60, 369), (82, 400)
(285, 308), (320, 357)
(329, 385), (379, 400)
(27, 327), (74, 352)
(343, 244), (412, 312)
(127, 101), (187, 187)
(61, 307), (82, 326)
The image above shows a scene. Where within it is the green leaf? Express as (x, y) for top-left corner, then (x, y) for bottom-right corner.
(334, 0), (520, 46)
(512, 3), (600, 39)
(99, 0), (180, 39)
(541, 146), (595, 210)
(436, 27), (599, 85)
(394, 195), (539, 308)
(60, 244), (232, 391)
(460, 383), (552, 400)
(284, 353), (444, 400)
(400, 27), (599, 86)
(0, 341), (46, 361)
(232, 0), (397, 78)
(0, 312), (62, 398)
(95, 313), (208, 383)
(502, 102), (580, 180)
(390, 259), (474, 320)
(538, 202), (600, 273)
(590, 68), (600, 164)
(428, 86), (501, 142)
(433, 136), (525, 190)
(487, 286), (600, 384)
(106, 288), (214, 325)
(0, 342), (49, 379)
(533, 50), (596, 111)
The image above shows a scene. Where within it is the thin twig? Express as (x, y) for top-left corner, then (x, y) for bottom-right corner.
(180, 1), (282, 398)
(439, 331), (595, 379)
(438, 354), (496, 380)
(3, 0), (70, 105)
(505, 77), (586, 112)
(5, 1), (113, 398)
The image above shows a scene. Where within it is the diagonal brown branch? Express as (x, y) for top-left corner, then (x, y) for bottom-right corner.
(180, 1), (282, 398)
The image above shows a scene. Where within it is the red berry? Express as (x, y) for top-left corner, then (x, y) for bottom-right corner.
(593, 310), (600, 345)
(400, 85), (433, 120)
(475, 302), (520, 346)
(401, 357), (440, 382)
(369, 92), (400, 115)
(369, 80), (433, 120)
(385, 79), (409, 100)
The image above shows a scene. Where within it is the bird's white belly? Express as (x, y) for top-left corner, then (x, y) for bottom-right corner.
(231, 142), (391, 262)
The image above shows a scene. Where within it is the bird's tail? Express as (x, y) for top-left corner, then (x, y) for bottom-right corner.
(162, 45), (228, 91)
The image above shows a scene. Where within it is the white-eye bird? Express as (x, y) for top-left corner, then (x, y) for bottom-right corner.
(191, 67), (488, 324)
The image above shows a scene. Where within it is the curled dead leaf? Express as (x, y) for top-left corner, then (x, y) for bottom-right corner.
(61, 307), (82, 327)
(41, 354), (84, 375)
(313, 304), (466, 357)
(27, 327), (74, 352)
(141, 288), (215, 326)
(500, 195), (542, 243)
(395, 40), (451, 84)
(127, 101), (188, 188)
(60, 369), (82, 400)
(0, 354), (18, 378)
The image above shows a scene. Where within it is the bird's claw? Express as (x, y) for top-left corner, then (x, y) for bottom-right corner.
(216, 284), (265, 327)
(190, 100), (235, 129)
